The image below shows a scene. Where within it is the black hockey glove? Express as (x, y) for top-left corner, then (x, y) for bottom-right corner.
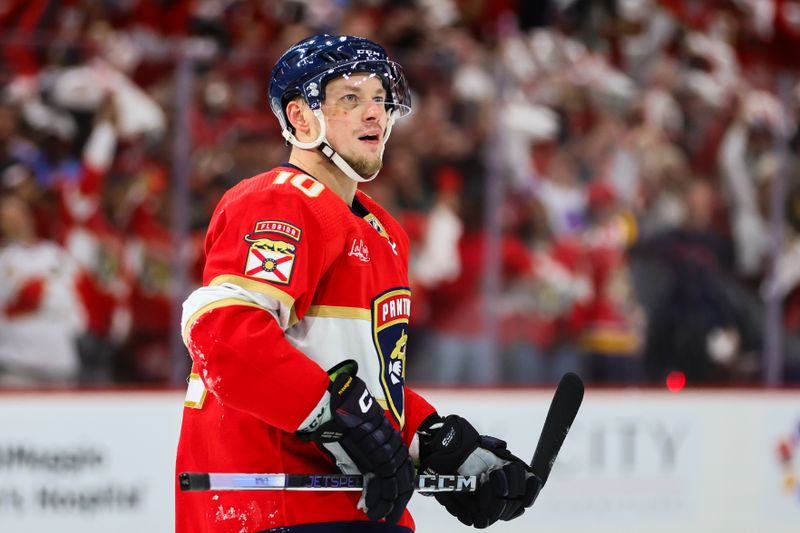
(298, 360), (414, 524)
(418, 414), (541, 529)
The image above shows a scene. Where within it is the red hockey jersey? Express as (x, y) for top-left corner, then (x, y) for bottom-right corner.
(176, 165), (435, 532)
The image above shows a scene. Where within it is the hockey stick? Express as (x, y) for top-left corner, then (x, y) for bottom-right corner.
(178, 472), (478, 492)
(529, 372), (584, 487)
(178, 372), (584, 493)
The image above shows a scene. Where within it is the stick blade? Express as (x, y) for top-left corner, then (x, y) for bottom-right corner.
(530, 372), (584, 486)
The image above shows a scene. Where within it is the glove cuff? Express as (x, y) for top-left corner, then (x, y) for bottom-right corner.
(418, 414), (480, 474)
(327, 359), (358, 383)
(417, 412), (444, 438)
(296, 390), (331, 436)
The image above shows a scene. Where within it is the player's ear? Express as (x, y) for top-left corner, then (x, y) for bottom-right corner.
(286, 98), (318, 142)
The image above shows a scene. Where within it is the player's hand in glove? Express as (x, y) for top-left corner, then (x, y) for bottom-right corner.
(298, 360), (414, 524)
(418, 413), (541, 529)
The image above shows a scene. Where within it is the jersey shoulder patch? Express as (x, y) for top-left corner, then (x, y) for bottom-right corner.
(242, 222), (300, 285)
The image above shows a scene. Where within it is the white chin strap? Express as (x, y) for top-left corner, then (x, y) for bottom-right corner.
(282, 109), (397, 183)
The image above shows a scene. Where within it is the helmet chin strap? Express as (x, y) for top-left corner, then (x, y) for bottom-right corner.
(282, 109), (397, 184)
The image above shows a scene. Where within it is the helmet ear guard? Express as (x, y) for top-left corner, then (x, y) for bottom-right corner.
(268, 34), (412, 182)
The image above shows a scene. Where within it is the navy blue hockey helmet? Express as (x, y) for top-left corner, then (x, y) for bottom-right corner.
(268, 34), (411, 133)
(267, 34), (411, 182)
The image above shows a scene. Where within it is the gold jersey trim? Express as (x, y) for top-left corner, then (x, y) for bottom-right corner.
(306, 305), (371, 320)
(208, 274), (299, 326)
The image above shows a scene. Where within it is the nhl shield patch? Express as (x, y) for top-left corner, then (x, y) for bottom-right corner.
(243, 236), (297, 285)
(372, 288), (411, 427)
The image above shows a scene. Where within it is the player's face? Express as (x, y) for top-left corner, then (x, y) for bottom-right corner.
(322, 73), (389, 177)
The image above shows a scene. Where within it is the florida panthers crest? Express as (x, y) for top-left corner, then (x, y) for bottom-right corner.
(372, 288), (411, 427)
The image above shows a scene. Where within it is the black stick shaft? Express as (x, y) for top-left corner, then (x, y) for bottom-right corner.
(530, 372), (584, 486)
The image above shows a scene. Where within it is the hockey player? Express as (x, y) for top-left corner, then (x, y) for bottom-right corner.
(176, 34), (540, 532)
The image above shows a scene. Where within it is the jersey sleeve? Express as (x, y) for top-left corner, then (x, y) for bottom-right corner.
(402, 386), (437, 445)
(186, 304), (330, 432)
(181, 183), (341, 432)
(200, 186), (337, 325)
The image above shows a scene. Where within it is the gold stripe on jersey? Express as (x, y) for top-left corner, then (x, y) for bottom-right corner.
(306, 305), (371, 320)
(182, 299), (267, 344)
(208, 274), (299, 326)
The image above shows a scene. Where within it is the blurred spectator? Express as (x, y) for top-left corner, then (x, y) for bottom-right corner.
(772, 168), (800, 381)
(58, 98), (132, 384)
(409, 167), (463, 289)
(0, 194), (86, 385)
(575, 182), (645, 383)
(499, 197), (589, 384)
(118, 165), (176, 384)
(718, 89), (789, 281)
(412, 193), (533, 384)
(630, 179), (759, 383)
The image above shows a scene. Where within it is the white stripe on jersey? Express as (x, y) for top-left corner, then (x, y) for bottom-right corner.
(181, 281), (399, 425)
(181, 281), (291, 341)
(286, 314), (388, 406)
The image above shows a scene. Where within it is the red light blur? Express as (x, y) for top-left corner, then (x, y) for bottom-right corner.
(666, 371), (686, 392)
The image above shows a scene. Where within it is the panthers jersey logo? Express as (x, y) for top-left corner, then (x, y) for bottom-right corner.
(372, 288), (411, 427)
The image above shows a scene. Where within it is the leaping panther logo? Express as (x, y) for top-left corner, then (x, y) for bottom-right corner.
(245, 235), (297, 254)
(389, 330), (407, 385)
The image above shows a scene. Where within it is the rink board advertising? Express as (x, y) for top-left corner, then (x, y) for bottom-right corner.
(1, 389), (798, 533)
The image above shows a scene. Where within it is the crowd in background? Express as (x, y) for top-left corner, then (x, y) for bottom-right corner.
(1, 0), (799, 388)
